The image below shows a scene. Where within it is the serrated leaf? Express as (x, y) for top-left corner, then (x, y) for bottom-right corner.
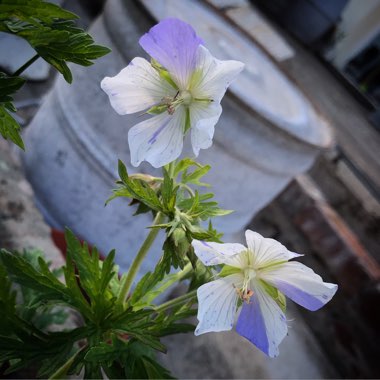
(0, 73), (25, 103)
(160, 168), (177, 213)
(173, 158), (202, 178)
(0, 249), (67, 299)
(112, 160), (162, 212)
(0, 1), (110, 84)
(0, 0), (77, 22)
(182, 164), (211, 186)
(0, 104), (24, 149)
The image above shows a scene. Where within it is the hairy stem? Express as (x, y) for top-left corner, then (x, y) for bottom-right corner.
(117, 212), (165, 304)
(155, 289), (197, 313)
(13, 54), (40, 77)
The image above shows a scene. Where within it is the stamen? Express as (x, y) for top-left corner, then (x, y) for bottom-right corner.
(233, 283), (255, 304)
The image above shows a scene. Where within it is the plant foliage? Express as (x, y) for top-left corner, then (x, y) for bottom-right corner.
(0, 231), (195, 379)
(0, 0), (110, 149)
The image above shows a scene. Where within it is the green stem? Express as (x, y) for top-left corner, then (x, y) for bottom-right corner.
(167, 160), (176, 178)
(151, 263), (192, 298)
(155, 289), (197, 313)
(117, 212), (165, 304)
(12, 54), (40, 77)
(49, 346), (85, 379)
(179, 182), (195, 196)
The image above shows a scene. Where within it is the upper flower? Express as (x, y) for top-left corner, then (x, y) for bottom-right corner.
(101, 18), (244, 168)
(192, 230), (338, 358)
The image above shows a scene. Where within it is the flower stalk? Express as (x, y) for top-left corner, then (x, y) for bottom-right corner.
(12, 54), (40, 77)
(117, 211), (165, 304)
(155, 289), (197, 313)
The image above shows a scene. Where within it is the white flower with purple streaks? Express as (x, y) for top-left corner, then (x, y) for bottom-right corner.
(192, 230), (337, 357)
(101, 18), (244, 168)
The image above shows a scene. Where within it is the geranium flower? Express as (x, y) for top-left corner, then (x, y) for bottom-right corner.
(101, 18), (244, 168)
(192, 230), (337, 357)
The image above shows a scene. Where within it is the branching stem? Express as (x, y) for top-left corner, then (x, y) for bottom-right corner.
(155, 289), (197, 313)
(13, 54), (40, 77)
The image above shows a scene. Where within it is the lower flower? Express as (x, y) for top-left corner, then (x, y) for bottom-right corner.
(192, 230), (338, 357)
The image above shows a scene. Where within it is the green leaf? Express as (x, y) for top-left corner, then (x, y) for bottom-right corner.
(182, 164), (211, 187)
(0, 73), (25, 103)
(177, 191), (232, 221)
(0, 249), (67, 300)
(64, 228), (118, 321)
(160, 168), (177, 213)
(0, 0), (77, 22)
(0, 265), (17, 325)
(0, 1), (110, 84)
(110, 160), (162, 212)
(0, 106), (24, 149)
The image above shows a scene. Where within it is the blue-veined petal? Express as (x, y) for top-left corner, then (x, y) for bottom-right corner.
(192, 239), (246, 266)
(139, 18), (203, 89)
(260, 261), (338, 311)
(190, 101), (222, 156)
(128, 108), (186, 168)
(101, 57), (175, 114)
(195, 274), (242, 335)
(190, 45), (244, 103)
(236, 281), (288, 358)
(245, 230), (302, 269)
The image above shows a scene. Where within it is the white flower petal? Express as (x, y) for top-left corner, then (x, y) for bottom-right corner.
(192, 239), (246, 266)
(191, 45), (244, 103)
(261, 261), (338, 311)
(128, 108), (186, 168)
(236, 281), (288, 358)
(190, 101), (222, 156)
(245, 230), (302, 269)
(195, 274), (242, 335)
(101, 57), (175, 115)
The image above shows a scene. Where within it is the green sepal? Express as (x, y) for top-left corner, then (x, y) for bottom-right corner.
(260, 280), (287, 313)
(219, 264), (241, 277)
(184, 107), (191, 133)
(151, 58), (178, 90)
(146, 104), (168, 115)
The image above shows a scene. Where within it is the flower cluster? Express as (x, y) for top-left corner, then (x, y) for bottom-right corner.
(101, 18), (337, 360)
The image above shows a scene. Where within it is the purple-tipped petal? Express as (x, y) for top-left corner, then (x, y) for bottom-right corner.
(139, 18), (203, 89)
(236, 283), (287, 358)
(261, 262), (338, 311)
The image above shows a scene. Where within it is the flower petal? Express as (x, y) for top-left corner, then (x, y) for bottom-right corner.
(139, 18), (203, 89)
(128, 108), (186, 168)
(190, 101), (222, 156)
(245, 230), (302, 269)
(236, 282), (288, 358)
(101, 57), (175, 114)
(261, 261), (338, 311)
(192, 239), (246, 266)
(191, 45), (244, 103)
(195, 274), (242, 335)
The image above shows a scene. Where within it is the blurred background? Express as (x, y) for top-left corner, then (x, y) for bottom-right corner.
(1, 0), (379, 378)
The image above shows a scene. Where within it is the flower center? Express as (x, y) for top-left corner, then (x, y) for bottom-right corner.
(180, 90), (193, 106)
(235, 266), (256, 304)
(244, 267), (256, 281)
